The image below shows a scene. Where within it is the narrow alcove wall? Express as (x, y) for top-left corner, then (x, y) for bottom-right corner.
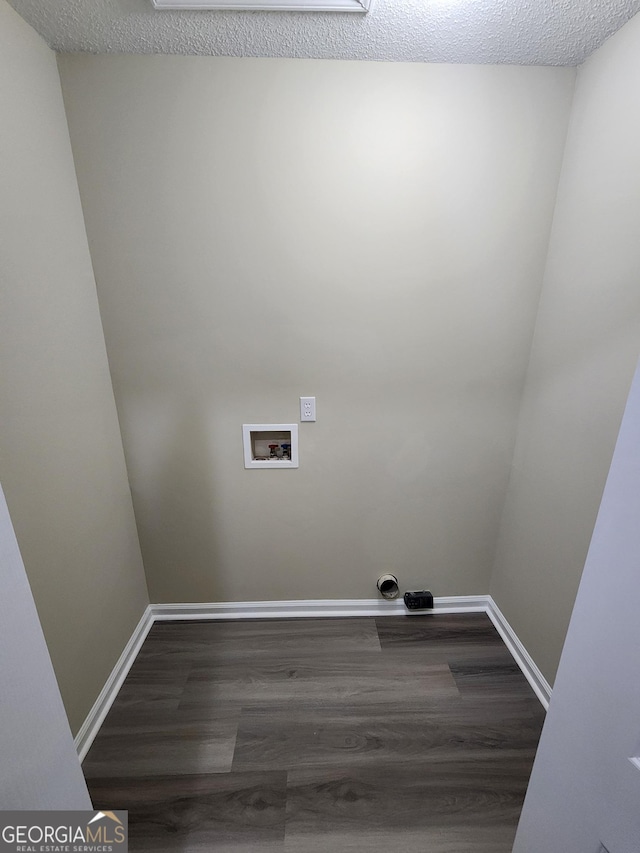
(491, 11), (640, 686)
(57, 55), (574, 609)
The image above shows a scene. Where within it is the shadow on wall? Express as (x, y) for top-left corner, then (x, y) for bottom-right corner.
(131, 400), (224, 603)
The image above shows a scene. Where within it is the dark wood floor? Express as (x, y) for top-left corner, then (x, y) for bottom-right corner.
(83, 614), (545, 852)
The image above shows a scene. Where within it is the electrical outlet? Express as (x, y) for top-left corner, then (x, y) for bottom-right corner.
(300, 396), (316, 422)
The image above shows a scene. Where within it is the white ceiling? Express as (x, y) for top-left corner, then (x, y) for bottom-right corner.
(10, 0), (640, 64)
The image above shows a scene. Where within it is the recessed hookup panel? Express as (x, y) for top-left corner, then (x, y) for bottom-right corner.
(242, 424), (299, 469)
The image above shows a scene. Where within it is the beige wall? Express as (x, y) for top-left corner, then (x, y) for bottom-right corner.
(0, 1), (149, 735)
(58, 55), (574, 604)
(491, 13), (640, 685)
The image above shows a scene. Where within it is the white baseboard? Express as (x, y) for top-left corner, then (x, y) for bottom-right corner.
(151, 595), (490, 621)
(486, 598), (552, 710)
(74, 605), (154, 762)
(77, 593), (550, 760)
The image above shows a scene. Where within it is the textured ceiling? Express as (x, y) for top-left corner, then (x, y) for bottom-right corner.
(9, 0), (640, 64)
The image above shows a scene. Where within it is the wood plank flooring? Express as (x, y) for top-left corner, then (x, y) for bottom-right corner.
(83, 614), (545, 852)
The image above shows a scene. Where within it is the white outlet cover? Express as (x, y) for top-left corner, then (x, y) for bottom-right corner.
(300, 396), (316, 422)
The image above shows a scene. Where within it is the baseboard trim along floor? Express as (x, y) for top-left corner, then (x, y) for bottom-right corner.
(75, 594), (551, 761)
(75, 606), (154, 762)
(150, 595), (490, 621)
(485, 599), (552, 710)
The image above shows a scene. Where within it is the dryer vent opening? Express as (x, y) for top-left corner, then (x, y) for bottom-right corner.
(377, 574), (399, 600)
